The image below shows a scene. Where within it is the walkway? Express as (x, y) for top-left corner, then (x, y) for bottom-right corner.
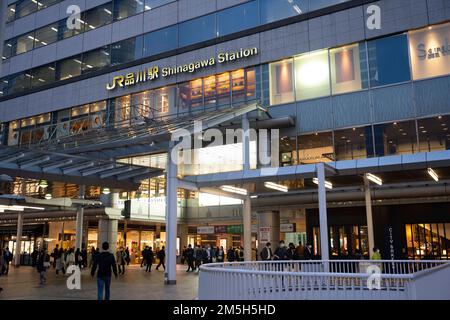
(0, 264), (198, 300)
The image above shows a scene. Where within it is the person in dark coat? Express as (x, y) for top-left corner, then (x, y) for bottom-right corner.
(286, 243), (296, 260)
(304, 244), (313, 260)
(145, 247), (154, 272)
(125, 247), (130, 266)
(156, 246), (165, 270)
(91, 242), (118, 301)
(274, 240), (288, 260)
(260, 242), (273, 261)
(185, 244), (195, 272)
(227, 247), (235, 262)
(36, 249), (50, 285)
(31, 249), (38, 267)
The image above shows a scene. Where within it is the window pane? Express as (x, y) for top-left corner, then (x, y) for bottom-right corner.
(113, 0), (144, 21)
(111, 36), (143, 65)
(7, 4), (16, 22)
(217, 1), (259, 37)
(16, 0), (38, 18)
(409, 23), (450, 80)
(335, 126), (373, 160)
(269, 59), (295, 105)
(231, 69), (246, 104)
(330, 43), (368, 95)
(34, 23), (59, 48)
(0, 78), (10, 97)
(8, 72), (31, 94)
(298, 132), (334, 164)
(179, 14), (216, 47)
(155, 86), (176, 114)
(15, 33), (35, 55)
(418, 115), (450, 153)
(368, 34), (411, 87)
(56, 55), (82, 80)
(260, 0), (307, 24)
(38, 0), (60, 10)
(216, 72), (230, 106)
(143, 25), (178, 56)
(58, 18), (82, 39)
(310, 0), (348, 11)
(179, 79), (203, 110)
(82, 46), (111, 73)
(3, 39), (15, 60)
(31, 63), (56, 88)
(294, 50), (330, 100)
(84, 3), (113, 31)
(374, 120), (418, 157)
(204, 76), (216, 108)
(144, 0), (174, 10)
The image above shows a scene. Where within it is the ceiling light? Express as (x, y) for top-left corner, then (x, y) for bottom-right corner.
(312, 178), (333, 190)
(366, 173), (382, 186)
(102, 187), (111, 195)
(220, 185), (247, 196)
(38, 180), (48, 188)
(427, 168), (438, 182)
(250, 195), (258, 199)
(264, 182), (288, 192)
(44, 193), (52, 200)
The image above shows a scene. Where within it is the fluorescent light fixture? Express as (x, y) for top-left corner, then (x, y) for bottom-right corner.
(44, 193), (52, 200)
(103, 8), (112, 15)
(428, 168), (439, 182)
(38, 180), (48, 188)
(102, 187), (111, 195)
(250, 195), (258, 199)
(220, 185), (248, 196)
(312, 178), (333, 190)
(51, 27), (58, 32)
(0, 205), (45, 211)
(366, 173), (382, 186)
(264, 182), (288, 193)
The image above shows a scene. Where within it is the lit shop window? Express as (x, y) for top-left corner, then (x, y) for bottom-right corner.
(279, 136), (298, 166)
(231, 69), (246, 104)
(334, 126), (373, 160)
(418, 115), (450, 153)
(198, 193), (242, 207)
(179, 79), (203, 110)
(330, 43), (368, 95)
(269, 59), (295, 105)
(155, 86), (176, 114)
(216, 72), (231, 106)
(114, 95), (131, 127)
(204, 75), (217, 108)
(373, 120), (418, 157)
(294, 50), (330, 101)
(409, 23), (450, 80)
(367, 34), (411, 87)
(298, 132), (334, 164)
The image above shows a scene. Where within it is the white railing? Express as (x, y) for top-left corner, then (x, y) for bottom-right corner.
(198, 260), (450, 300)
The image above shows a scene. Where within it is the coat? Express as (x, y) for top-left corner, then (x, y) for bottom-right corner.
(260, 247), (272, 261)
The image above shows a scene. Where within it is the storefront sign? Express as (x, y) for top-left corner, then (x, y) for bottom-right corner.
(280, 223), (296, 233)
(214, 226), (227, 234)
(227, 225), (243, 234)
(259, 227), (271, 243)
(106, 47), (259, 91)
(197, 226), (215, 234)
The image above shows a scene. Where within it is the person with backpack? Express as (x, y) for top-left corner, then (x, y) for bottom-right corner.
(91, 242), (118, 300)
(156, 246), (166, 270)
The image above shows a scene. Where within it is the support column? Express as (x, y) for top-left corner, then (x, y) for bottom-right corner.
(242, 114), (250, 171)
(97, 219), (118, 253)
(165, 143), (178, 285)
(317, 163), (329, 267)
(14, 212), (24, 267)
(75, 185), (85, 250)
(243, 196), (252, 261)
(364, 176), (375, 258)
(257, 211), (280, 254)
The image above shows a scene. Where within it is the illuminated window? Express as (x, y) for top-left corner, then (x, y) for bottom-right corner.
(231, 69), (245, 104)
(294, 50), (330, 101)
(334, 126), (373, 160)
(216, 72), (231, 106)
(269, 59), (295, 105)
(298, 132), (334, 164)
(179, 79), (203, 110)
(418, 115), (450, 153)
(204, 76), (217, 108)
(374, 120), (418, 156)
(155, 86), (176, 114)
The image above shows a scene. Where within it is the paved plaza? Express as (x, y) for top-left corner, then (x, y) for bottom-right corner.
(0, 264), (198, 300)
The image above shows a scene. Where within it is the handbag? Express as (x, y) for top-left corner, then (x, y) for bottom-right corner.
(44, 262), (51, 268)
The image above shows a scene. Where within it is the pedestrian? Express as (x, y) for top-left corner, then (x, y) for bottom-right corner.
(304, 244), (313, 260)
(295, 241), (305, 260)
(186, 244), (195, 272)
(0, 250), (4, 275)
(75, 248), (83, 269)
(3, 247), (12, 275)
(145, 246), (154, 272)
(227, 247), (235, 262)
(203, 245), (212, 264)
(36, 249), (50, 285)
(116, 247), (126, 275)
(141, 247), (147, 267)
(31, 248), (38, 267)
(59, 247), (66, 274)
(65, 248), (75, 271)
(286, 243), (296, 260)
(216, 246), (225, 263)
(125, 247), (130, 266)
(55, 246), (62, 275)
(260, 242), (273, 261)
(52, 244), (59, 269)
(371, 246), (382, 260)
(181, 246), (187, 265)
(91, 242), (118, 301)
(194, 245), (203, 270)
(82, 247), (88, 269)
(274, 240), (288, 260)
(156, 246), (165, 270)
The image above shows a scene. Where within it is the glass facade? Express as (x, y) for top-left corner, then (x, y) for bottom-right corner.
(406, 223), (450, 260)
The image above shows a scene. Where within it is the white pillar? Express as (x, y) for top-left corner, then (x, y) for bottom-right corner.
(98, 219), (118, 253)
(243, 196), (252, 261)
(14, 212), (24, 267)
(257, 211), (280, 254)
(317, 163), (329, 267)
(75, 185), (85, 250)
(165, 143), (178, 285)
(242, 114), (250, 171)
(364, 176), (375, 258)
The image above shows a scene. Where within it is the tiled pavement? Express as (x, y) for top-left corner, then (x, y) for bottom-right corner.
(0, 264), (198, 300)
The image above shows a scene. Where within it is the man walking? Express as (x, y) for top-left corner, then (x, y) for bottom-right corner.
(155, 246), (165, 271)
(260, 242), (273, 261)
(91, 242), (118, 301)
(186, 244), (195, 272)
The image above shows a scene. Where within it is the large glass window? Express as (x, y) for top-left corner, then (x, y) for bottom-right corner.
(179, 14), (216, 47)
(269, 59), (295, 105)
(231, 69), (246, 104)
(374, 120), (418, 157)
(203, 76), (217, 108)
(418, 115), (450, 153)
(114, 95), (131, 126)
(7, 4), (16, 23)
(309, 0), (346, 11)
(298, 132), (334, 164)
(330, 43), (368, 95)
(0, 79), (9, 97)
(113, 0), (144, 21)
(217, 1), (259, 37)
(15, 32), (35, 55)
(294, 50), (331, 101)
(56, 55), (82, 80)
(143, 25), (178, 57)
(31, 63), (56, 88)
(155, 86), (176, 114)
(111, 36), (143, 65)
(16, 0), (38, 19)
(8, 72), (31, 94)
(34, 23), (59, 48)
(58, 18), (83, 39)
(179, 79), (203, 110)
(82, 46), (111, 73)
(335, 126), (373, 160)
(144, 0), (175, 10)
(3, 39), (15, 60)
(406, 223), (450, 260)
(368, 34), (411, 87)
(409, 23), (450, 80)
(216, 72), (231, 106)
(260, 0), (307, 24)
(83, 3), (113, 31)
